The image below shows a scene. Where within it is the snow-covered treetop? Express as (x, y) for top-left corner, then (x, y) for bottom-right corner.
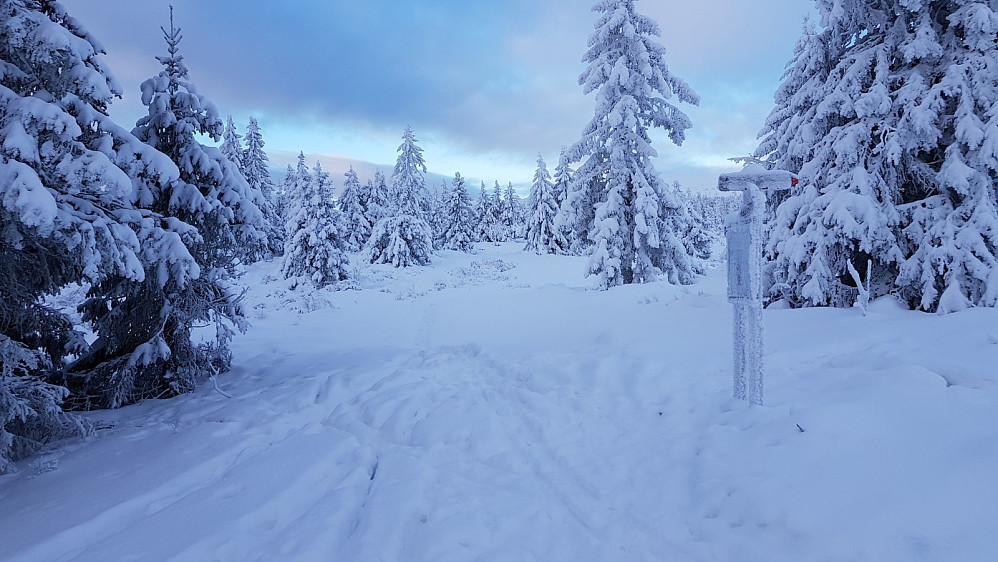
(134, 7), (222, 149)
(244, 118), (266, 159)
(574, 0), (700, 157)
(242, 116), (273, 197)
(295, 151), (310, 192)
(394, 125), (427, 177)
(391, 125), (427, 217)
(131, 7), (267, 263)
(533, 154), (552, 188)
(221, 115), (244, 172)
(312, 160), (332, 200)
(157, 7), (187, 90)
(343, 166), (361, 194)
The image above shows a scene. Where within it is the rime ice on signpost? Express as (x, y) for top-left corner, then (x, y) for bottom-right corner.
(717, 164), (797, 405)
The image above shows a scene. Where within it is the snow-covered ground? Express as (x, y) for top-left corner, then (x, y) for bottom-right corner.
(2, 243), (997, 561)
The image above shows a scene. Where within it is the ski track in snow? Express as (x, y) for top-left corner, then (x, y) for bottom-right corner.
(2, 244), (998, 560)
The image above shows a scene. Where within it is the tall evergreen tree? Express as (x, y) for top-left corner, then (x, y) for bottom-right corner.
(525, 155), (564, 254)
(480, 181), (506, 243)
(275, 163), (295, 221)
(242, 116), (283, 256)
(365, 169), (391, 228)
(569, 0), (701, 289)
(220, 114), (244, 174)
(502, 182), (525, 239)
(364, 126), (434, 267)
(218, 113), (277, 262)
(757, 0), (998, 311)
(475, 181), (490, 242)
(70, 8), (267, 408)
(441, 172), (478, 252)
(338, 166), (371, 251)
(428, 179), (450, 249)
(390, 126), (429, 220)
(283, 152), (310, 228)
(551, 146), (576, 252)
(0, 0), (201, 468)
(243, 117), (274, 201)
(283, 161), (349, 286)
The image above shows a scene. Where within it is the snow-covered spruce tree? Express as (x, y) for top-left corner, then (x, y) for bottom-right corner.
(754, 5), (901, 308)
(503, 181), (525, 239)
(242, 116), (283, 257)
(243, 117), (273, 202)
(275, 163), (295, 221)
(338, 166), (371, 251)
(282, 161), (349, 287)
(134, 10), (267, 267)
(283, 152), (310, 230)
(364, 126), (434, 267)
(218, 113), (277, 263)
(365, 169), (391, 229)
(390, 126), (430, 222)
(220, 114), (244, 174)
(757, 0), (998, 311)
(569, 0), (701, 289)
(0, 0), (200, 467)
(70, 9), (268, 408)
(474, 181), (490, 242)
(551, 146), (576, 252)
(433, 179), (452, 249)
(553, 147), (574, 202)
(480, 181), (506, 243)
(524, 154), (565, 254)
(441, 172), (478, 252)
(493, 182), (509, 241)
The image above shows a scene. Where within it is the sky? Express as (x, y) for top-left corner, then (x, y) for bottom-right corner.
(62, 0), (817, 193)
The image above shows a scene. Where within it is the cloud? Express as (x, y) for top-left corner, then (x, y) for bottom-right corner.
(62, 0), (815, 188)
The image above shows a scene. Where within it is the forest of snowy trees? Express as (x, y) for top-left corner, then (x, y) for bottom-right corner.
(3, 0), (998, 473)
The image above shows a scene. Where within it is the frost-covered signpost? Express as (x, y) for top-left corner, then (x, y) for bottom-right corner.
(718, 165), (797, 405)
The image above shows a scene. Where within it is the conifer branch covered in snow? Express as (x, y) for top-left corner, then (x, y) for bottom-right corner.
(757, 0), (998, 312)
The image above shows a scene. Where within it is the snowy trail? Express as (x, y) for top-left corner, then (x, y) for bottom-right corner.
(318, 344), (705, 560)
(3, 244), (998, 560)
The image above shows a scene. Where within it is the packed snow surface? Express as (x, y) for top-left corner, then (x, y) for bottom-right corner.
(2, 243), (997, 560)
